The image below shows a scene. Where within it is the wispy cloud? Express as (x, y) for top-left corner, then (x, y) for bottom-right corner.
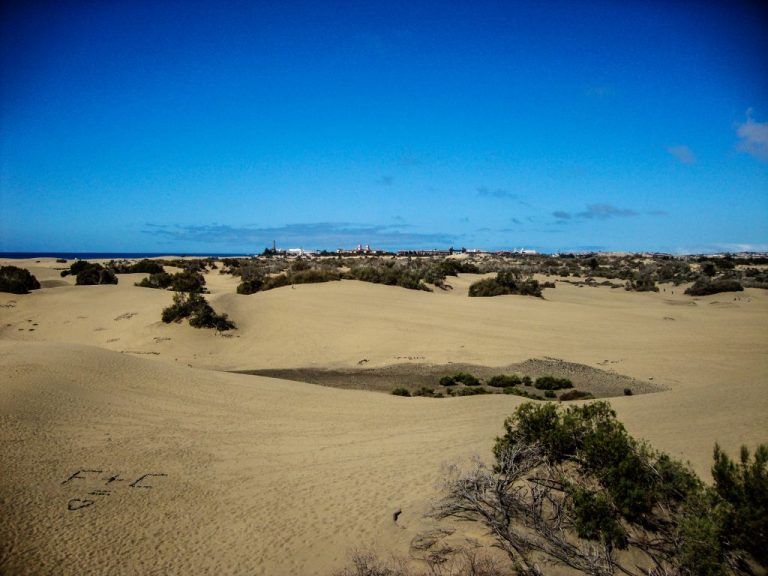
(477, 186), (517, 199)
(144, 222), (456, 250)
(667, 145), (696, 164)
(551, 204), (660, 223)
(736, 109), (768, 161)
(577, 204), (638, 219)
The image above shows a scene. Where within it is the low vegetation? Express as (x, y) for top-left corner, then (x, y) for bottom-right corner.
(136, 269), (207, 292)
(428, 401), (767, 576)
(0, 265), (41, 294)
(469, 270), (543, 298)
(685, 277), (745, 296)
(161, 292), (235, 331)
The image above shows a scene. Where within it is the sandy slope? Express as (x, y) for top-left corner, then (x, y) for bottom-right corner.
(1, 258), (767, 574)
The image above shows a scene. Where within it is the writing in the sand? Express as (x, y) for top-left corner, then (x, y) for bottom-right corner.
(61, 469), (167, 511)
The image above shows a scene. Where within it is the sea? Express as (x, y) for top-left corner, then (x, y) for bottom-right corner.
(0, 252), (251, 260)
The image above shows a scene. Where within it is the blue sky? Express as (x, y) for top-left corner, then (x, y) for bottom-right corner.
(1, 0), (767, 253)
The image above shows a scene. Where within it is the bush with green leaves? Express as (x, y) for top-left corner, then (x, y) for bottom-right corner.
(169, 269), (206, 293)
(559, 389), (594, 401)
(74, 263), (118, 285)
(469, 269), (542, 298)
(685, 277), (744, 296)
(432, 401), (767, 575)
(440, 372), (480, 387)
(135, 272), (173, 289)
(391, 388), (411, 397)
(712, 443), (768, 566)
(455, 386), (489, 396)
(533, 375), (573, 391)
(110, 259), (165, 274)
(487, 374), (522, 388)
(0, 266), (41, 294)
(161, 292), (235, 331)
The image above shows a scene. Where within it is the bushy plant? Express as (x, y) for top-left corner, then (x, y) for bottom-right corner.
(487, 374), (522, 388)
(0, 266), (41, 294)
(169, 269), (206, 293)
(712, 443), (768, 565)
(685, 277), (744, 296)
(468, 269), (542, 298)
(432, 402), (766, 575)
(534, 375), (573, 390)
(455, 386), (489, 396)
(135, 272), (173, 289)
(110, 259), (165, 274)
(440, 372), (480, 387)
(161, 292), (235, 331)
(74, 263), (118, 285)
(391, 388), (411, 397)
(558, 389), (593, 401)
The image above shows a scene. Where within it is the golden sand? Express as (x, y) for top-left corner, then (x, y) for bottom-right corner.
(1, 258), (766, 574)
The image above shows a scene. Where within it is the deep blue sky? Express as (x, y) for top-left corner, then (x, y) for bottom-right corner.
(2, 0), (767, 253)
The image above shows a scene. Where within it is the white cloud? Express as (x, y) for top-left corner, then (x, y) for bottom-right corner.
(736, 109), (768, 161)
(667, 145), (696, 164)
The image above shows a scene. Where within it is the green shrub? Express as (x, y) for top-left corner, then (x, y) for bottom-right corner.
(413, 387), (437, 397)
(0, 266), (41, 294)
(391, 388), (411, 397)
(161, 292), (235, 331)
(521, 375), (532, 387)
(624, 388), (633, 396)
(456, 386), (489, 396)
(559, 389), (594, 401)
(434, 402), (767, 575)
(75, 263), (118, 285)
(135, 272), (173, 289)
(169, 269), (206, 293)
(237, 277), (264, 295)
(534, 375), (573, 390)
(468, 270), (543, 298)
(111, 259), (165, 274)
(439, 375), (457, 386)
(544, 390), (556, 398)
(712, 443), (768, 565)
(487, 374), (522, 388)
(685, 277), (744, 296)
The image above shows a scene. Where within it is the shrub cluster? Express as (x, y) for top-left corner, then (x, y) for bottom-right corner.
(439, 372), (480, 387)
(0, 266), (41, 294)
(161, 292), (235, 331)
(534, 375), (574, 391)
(109, 259), (165, 274)
(391, 388), (411, 397)
(558, 389), (593, 401)
(468, 270), (542, 298)
(685, 277), (744, 296)
(487, 374), (522, 388)
(136, 269), (206, 292)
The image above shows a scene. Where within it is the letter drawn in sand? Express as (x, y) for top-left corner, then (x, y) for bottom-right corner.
(67, 499), (95, 511)
(129, 473), (167, 489)
(63, 470), (167, 510)
(61, 469), (103, 485)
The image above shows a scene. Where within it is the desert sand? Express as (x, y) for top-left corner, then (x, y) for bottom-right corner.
(1, 257), (767, 575)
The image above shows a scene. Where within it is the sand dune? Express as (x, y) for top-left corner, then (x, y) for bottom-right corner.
(1, 257), (767, 574)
